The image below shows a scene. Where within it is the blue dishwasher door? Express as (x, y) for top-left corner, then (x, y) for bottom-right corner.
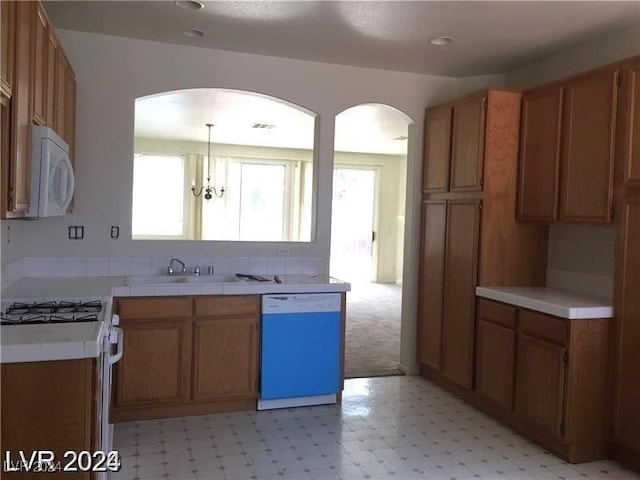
(261, 304), (340, 401)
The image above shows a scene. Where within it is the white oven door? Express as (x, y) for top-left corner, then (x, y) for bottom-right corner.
(101, 318), (123, 458)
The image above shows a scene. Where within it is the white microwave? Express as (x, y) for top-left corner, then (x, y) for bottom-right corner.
(26, 126), (75, 218)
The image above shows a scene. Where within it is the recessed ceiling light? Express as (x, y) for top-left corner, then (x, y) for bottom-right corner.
(176, 1), (204, 10)
(182, 28), (205, 38)
(251, 123), (276, 129)
(394, 135), (408, 141)
(429, 36), (453, 46)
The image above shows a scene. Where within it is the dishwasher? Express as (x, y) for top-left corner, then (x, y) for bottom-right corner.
(258, 293), (341, 410)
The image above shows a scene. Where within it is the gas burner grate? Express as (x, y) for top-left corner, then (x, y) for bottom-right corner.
(6, 301), (57, 315)
(5, 300), (103, 316)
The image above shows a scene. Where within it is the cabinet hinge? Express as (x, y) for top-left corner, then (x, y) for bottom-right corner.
(478, 201), (483, 211)
(480, 178), (484, 187)
(563, 351), (569, 363)
(616, 74), (622, 86)
(482, 97), (487, 109)
(560, 422), (566, 436)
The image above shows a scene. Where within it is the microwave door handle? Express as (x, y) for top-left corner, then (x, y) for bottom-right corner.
(108, 327), (123, 365)
(59, 153), (75, 212)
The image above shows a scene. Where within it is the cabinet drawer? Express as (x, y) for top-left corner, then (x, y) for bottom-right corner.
(519, 309), (568, 345)
(477, 298), (517, 329)
(194, 295), (259, 317)
(117, 297), (192, 319)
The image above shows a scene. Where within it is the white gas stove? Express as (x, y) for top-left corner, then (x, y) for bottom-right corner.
(1, 299), (104, 325)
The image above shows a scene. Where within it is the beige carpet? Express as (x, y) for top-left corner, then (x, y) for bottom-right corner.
(344, 282), (404, 378)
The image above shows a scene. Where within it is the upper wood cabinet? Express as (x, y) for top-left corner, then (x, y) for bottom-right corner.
(560, 67), (619, 223)
(450, 95), (486, 192)
(422, 92), (486, 193)
(423, 107), (452, 193)
(517, 85), (563, 222)
(518, 66), (619, 224)
(32, 3), (47, 125)
(0, 0), (15, 96)
(618, 59), (640, 186)
(1, 0), (76, 218)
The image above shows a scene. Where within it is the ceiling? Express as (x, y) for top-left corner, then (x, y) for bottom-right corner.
(43, 1), (640, 77)
(44, 1), (639, 155)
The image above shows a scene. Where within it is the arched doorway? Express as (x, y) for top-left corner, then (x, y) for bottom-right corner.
(332, 103), (412, 378)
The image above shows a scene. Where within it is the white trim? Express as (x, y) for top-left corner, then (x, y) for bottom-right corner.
(257, 394), (337, 410)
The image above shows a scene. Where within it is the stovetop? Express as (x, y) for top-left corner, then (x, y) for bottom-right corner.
(1, 300), (104, 325)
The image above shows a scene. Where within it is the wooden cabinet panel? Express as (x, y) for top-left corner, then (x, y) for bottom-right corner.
(441, 199), (481, 389)
(116, 296), (192, 319)
(192, 316), (257, 401)
(515, 334), (567, 438)
(65, 69), (76, 166)
(476, 319), (516, 411)
(560, 67), (618, 223)
(417, 200), (447, 370)
(45, 30), (57, 126)
(519, 309), (568, 345)
(477, 298), (517, 329)
(1, 359), (95, 480)
(32, 3), (47, 125)
(619, 59), (640, 185)
(194, 295), (259, 317)
(115, 317), (191, 406)
(612, 199), (640, 451)
(1, 0), (15, 96)
(450, 95), (485, 192)
(518, 85), (563, 222)
(7, 0), (33, 216)
(54, 49), (69, 136)
(423, 107), (452, 193)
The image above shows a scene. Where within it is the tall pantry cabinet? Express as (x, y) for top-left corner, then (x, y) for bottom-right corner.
(610, 57), (640, 470)
(417, 89), (548, 389)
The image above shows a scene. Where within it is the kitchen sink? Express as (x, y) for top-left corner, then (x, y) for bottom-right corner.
(126, 274), (240, 286)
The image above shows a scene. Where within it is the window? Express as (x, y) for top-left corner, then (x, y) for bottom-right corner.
(132, 154), (187, 238)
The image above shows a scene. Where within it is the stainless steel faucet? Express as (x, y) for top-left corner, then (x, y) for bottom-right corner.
(167, 258), (186, 275)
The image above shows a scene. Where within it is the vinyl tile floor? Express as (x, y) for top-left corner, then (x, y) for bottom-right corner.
(110, 376), (639, 480)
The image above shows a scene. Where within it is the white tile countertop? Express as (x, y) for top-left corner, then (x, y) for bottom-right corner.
(1, 275), (350, 363)
(476, 286), (613, 319)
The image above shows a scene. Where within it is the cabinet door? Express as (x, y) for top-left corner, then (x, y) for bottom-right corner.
(441, 199), (481, 389)
(192, 316), (257, 401)
(619, 59), (640, 186)
(54, 49), (69, 137)
(45, 30), (57, 126)
(476, 320), (516, 411)
(65, 70), (76, 166)
(517, 85), (563, 222)
(0, 0), (15, 96)
(423, 107), (452, 193)
(114, 314), (192, 407)
(560, 67), (618, 223)
(32, 3), (47, 125)
(7, 0), (33, 215)
(612, 199), (640, 451)
(417, 200), (447, 370)
(450, 95), (486, 192)
(515, 334), (567, 438)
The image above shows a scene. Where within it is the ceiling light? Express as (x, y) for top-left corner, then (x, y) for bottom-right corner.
(182, 28), (205, 38)
(394, 135), (408, 141)
(251, 123), (276, 129)
(429, 36), (453, 46)
(175, 1), (204, 10)
(191, 123), (225, 200)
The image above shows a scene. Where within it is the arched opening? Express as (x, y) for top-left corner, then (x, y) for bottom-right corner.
(332, 103), (412, 378)
(132, 88), (317, 242)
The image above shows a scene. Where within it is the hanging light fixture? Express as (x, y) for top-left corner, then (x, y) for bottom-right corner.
(191, 123), (225, 199)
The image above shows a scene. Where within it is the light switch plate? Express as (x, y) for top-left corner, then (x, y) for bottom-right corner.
(277, 247), (290, 256)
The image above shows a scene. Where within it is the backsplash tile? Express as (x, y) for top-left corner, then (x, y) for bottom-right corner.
(546, 268), (614, 300)
(109, 257), (131, 276)
(130, 257), (152, 275)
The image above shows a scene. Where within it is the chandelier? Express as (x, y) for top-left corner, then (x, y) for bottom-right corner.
(191, 123), (225, 199)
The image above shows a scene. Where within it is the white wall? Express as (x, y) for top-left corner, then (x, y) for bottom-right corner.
(507, 23), (640, 89)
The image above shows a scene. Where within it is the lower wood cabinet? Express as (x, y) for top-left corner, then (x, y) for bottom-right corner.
(1, 359), (97, 480)
(473, 298), (609, 463)
(112, 295), (259, 422)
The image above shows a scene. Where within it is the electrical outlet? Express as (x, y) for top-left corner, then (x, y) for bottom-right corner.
(277, 247), (290, 256)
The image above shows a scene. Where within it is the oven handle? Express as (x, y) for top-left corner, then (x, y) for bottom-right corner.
(108, 326), (123, 365)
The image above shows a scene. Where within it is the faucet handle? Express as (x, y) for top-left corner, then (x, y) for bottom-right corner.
(194, 266), (201, 276)
(167, 266), (174, 275)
